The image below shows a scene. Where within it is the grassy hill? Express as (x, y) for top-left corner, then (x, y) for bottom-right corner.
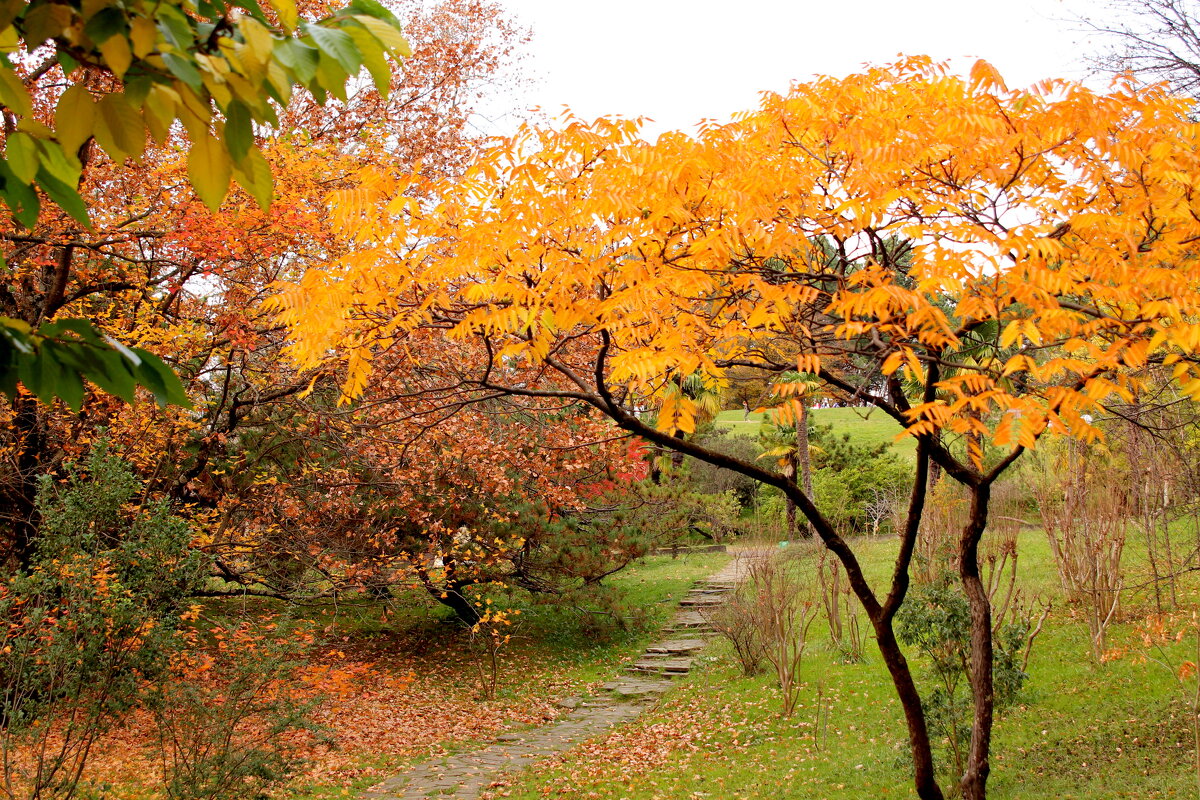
(715, 407), (916, 457)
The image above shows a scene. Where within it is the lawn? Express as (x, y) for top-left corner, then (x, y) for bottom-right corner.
(483, 530), (1197, 799)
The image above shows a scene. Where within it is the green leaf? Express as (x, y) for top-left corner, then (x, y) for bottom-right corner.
(156, 5), (195, 48)
(344, 0), (401, 27)
(5, 131), (36, 184)
(78, 348), (137, 403)
(304, 24), (361, 75)
(132, 348), (191, 408)
(196, 0), (225, 17)
(83, 7), (127, 44)
(34, 139), (81, 186)
(223, 99), (253, 163)
(232, 146), (272, 209)
(94, 93), (146, 162)
(55, 83), (96, 156)
(0, 159), (40, 227)
(314, 53), (349, 103)
(162, 52), (203, 90)
(0, 347), (17, 400)
(41, 318), (104, 344)
(187, 132), (232, 211)
(57, 51), (78, 75)
(123, 72), (153, 107)
(233, 0), (270, 25)
(35, 166), (89, 226)
(52, 360), (84, 411)
(18, 344), (60, 403)
(273, 39), (319, 83)
(346, 24), (389, 95)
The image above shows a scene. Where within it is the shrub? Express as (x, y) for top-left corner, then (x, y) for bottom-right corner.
(896, 574), (1036, 780)
(685, 431), (762, 507)
(153, 617), (321, 800)
(0, 443), (208, 799)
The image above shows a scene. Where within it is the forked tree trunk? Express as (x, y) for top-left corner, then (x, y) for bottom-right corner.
(603, 398), (951, 800)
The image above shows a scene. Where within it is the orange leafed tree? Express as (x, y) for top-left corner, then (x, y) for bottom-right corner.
(0, 0), (527, 573)
(275, 58), (1200, 799)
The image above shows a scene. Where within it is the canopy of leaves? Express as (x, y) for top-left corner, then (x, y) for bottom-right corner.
(277, 58), (1200, 462)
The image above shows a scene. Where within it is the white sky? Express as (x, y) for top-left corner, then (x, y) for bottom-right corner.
(480, 0), (1097, 138)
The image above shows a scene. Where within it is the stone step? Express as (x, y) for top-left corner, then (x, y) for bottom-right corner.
(645, 638), (707, 654)
(670, 610), (713, 627)
(601, 678), (672, 697)
(626, 657), (695, 675)
(679, 596), (725, 607)
(664, 624), (717, 636)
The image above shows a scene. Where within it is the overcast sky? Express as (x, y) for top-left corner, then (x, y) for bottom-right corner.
(479, 0), (1098, 138)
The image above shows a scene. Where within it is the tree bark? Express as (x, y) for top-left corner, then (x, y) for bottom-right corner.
(796, 398), (813, 538)
(959, 483), (995, 800)
(8, 396), (47, 570)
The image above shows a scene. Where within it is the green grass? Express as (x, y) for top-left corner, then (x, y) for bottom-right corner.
(489, 531), (1198, 799)
(715, 407), (916, 457)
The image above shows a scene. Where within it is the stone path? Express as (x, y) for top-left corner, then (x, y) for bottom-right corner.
(360, 554), (753, 799)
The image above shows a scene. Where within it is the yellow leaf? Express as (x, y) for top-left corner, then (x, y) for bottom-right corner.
(93, 93), (145, 162)
(188, 133), (232, 212)
(267, 0), (298, 32)
(129, 17), (157, 59)
(55, 83), (95, 155)
(99, 34), (133, 78)
(354, 15), (411, 58)
(0, 63), (31, 117)
(969, 59), (1008, 93)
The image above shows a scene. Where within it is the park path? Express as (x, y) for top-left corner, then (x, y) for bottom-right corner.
(360, 552), (756, 800)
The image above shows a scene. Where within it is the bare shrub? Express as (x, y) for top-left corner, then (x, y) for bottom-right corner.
(915, 481), (969, 585)
(817, 549), (865, 663)
(749, 554), (819, 717)
(703, 589), (768, 677)
(1034, 443), (1128, 659)
(153, 619), (318, 800)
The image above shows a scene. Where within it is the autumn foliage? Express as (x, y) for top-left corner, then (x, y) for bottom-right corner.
(274, 58), (1200, 800)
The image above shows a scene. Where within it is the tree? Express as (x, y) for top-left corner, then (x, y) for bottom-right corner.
(275, 58), (1200, 799)
(1081, 0), (1200, 99)
(0, 0), (523, 574)
(758, 371), (821, 537)
(0, 0), (408, 406)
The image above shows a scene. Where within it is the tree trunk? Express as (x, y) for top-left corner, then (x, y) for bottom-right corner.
(433, 586), (481, 626)
(959, 483), (995, 800)
(8, 396), (47, 570)
(873, 618), (945, 800)
(796, 399), (813, 538)
(602, 401), (949, 800)
(927, 431), (943, 491)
